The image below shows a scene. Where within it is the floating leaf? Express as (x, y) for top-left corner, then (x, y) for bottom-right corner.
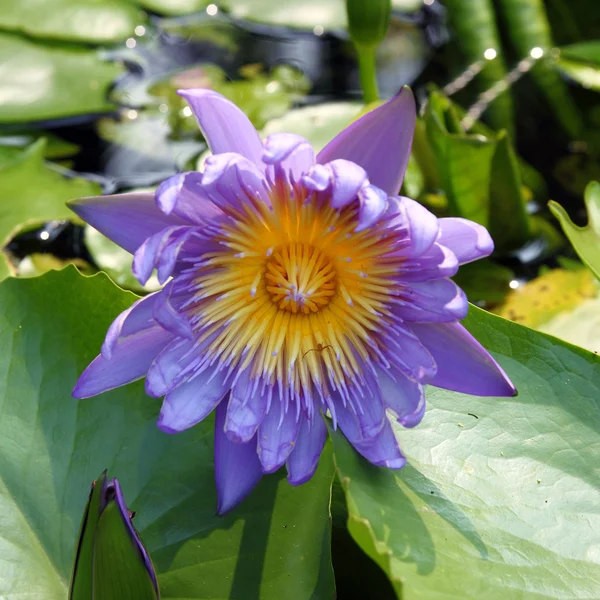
(0, 267), (335, 598)
(0, 131), (79, 160)
(138, 0), (209, 17)
(331, 306), (600, 599)
(220, 0), (421, 30)
(263, 102), (362, 152)
(539, 294), (600, 354)
(0, 140), (100, 249)
(495, 267), (597, 328)
(0, 32), (123, 123)
(0, 0), (143, 44)
(549, 181), (600, 280)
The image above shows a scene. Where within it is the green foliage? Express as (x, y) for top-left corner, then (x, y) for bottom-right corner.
(555, 41), (600, 91)
(137, 0), (210, 16)
(331, 306), (600, 599)
(0, 33), (123, 123)
(425, 91), (530, 252)
(70, 472), (159, 600)
(550, 182), (600, 280)
(495, 0), (582, 137)
(0, 267), (335, 599)
(443, 0), (514, 134)
(84, 225), (160, 293)
(262, 102), (363, 152)
(0, 139), (99, 250)
(0, 0), (143, 43)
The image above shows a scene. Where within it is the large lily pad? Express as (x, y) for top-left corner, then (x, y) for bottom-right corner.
(221, 0), (421, 30)
(549, 182), (600, 281)
(0, 267), (335, 599)
(0, 32), (123, 123)
(0, 0), (143, 44)
(0, 139), (100, 248)
(262, 102), (362, 153)
(138, 0), (209, 16)
(332, 306), (600, 599)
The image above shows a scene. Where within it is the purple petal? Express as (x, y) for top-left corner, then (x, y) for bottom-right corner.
(286, 415), (327, 486)
(352, 418), (406, 469)
(263, 133), (315, 182)
(201, 152), (270, 213)
(152, 281), (194, 340)
(214, 400), (263, 515)
(257, 398), (302, 474)
(69, 192), (188, 254)
(132, 226), (194, 286)
(178, 89), (264, 167)
(317, 87), (416, 196)
(437, 217), (494, 265)
(156, 172), (223, 223)
(302, 159), (368, 209)
(356, 185), (388, 232)
(72, 326), (173, 399)
(409, 321), (517, 397)
(379, 322), (436, 383)
(334, 380), (385, 444)
(397, 243), (459, 282)
(225, 371), (268, 443)
(400, 196), (439, 256)
(392, 278), (468, 322)
(157, 369), (228, 433)
(101, 293), (157, 360)
(377, 367), (426, 428)
(145, 338), (196, 398)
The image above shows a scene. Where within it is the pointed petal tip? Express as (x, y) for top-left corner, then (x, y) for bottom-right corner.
(156, 419), (181, 435)
(71, 381), (90, 400)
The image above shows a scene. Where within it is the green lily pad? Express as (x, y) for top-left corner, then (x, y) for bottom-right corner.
(331, 306), (600, 599)
(495, 267), (598, 328)
(539, 294), (600, 354)
(0, 131), (79, 160)
(262, 102), (363, 153)
(0, 32), (123, 123)
(17, 254), (93, 279)
(0, 139), (100, 248)
(138, 0), (209, 17)
(0, 253), (14, 283)
(220, 0), (421, 30)
(549, 182), (600, 281)
(0, 0), (144, 44)
(0, 266), (335, 598)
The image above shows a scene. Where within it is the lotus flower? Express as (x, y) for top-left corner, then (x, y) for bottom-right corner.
(71, 88), (516, 514)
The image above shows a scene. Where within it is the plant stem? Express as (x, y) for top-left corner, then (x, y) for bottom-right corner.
(356, 44), (379, 104)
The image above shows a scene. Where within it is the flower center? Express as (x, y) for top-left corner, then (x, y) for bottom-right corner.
(265, 243), (336, 313)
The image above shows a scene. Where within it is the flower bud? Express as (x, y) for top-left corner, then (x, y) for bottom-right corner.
(346, 0), (391, 48)
(69, 472), (159, 600)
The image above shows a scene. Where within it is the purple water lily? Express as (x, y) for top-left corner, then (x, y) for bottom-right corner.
(71, 87), (516, 514)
